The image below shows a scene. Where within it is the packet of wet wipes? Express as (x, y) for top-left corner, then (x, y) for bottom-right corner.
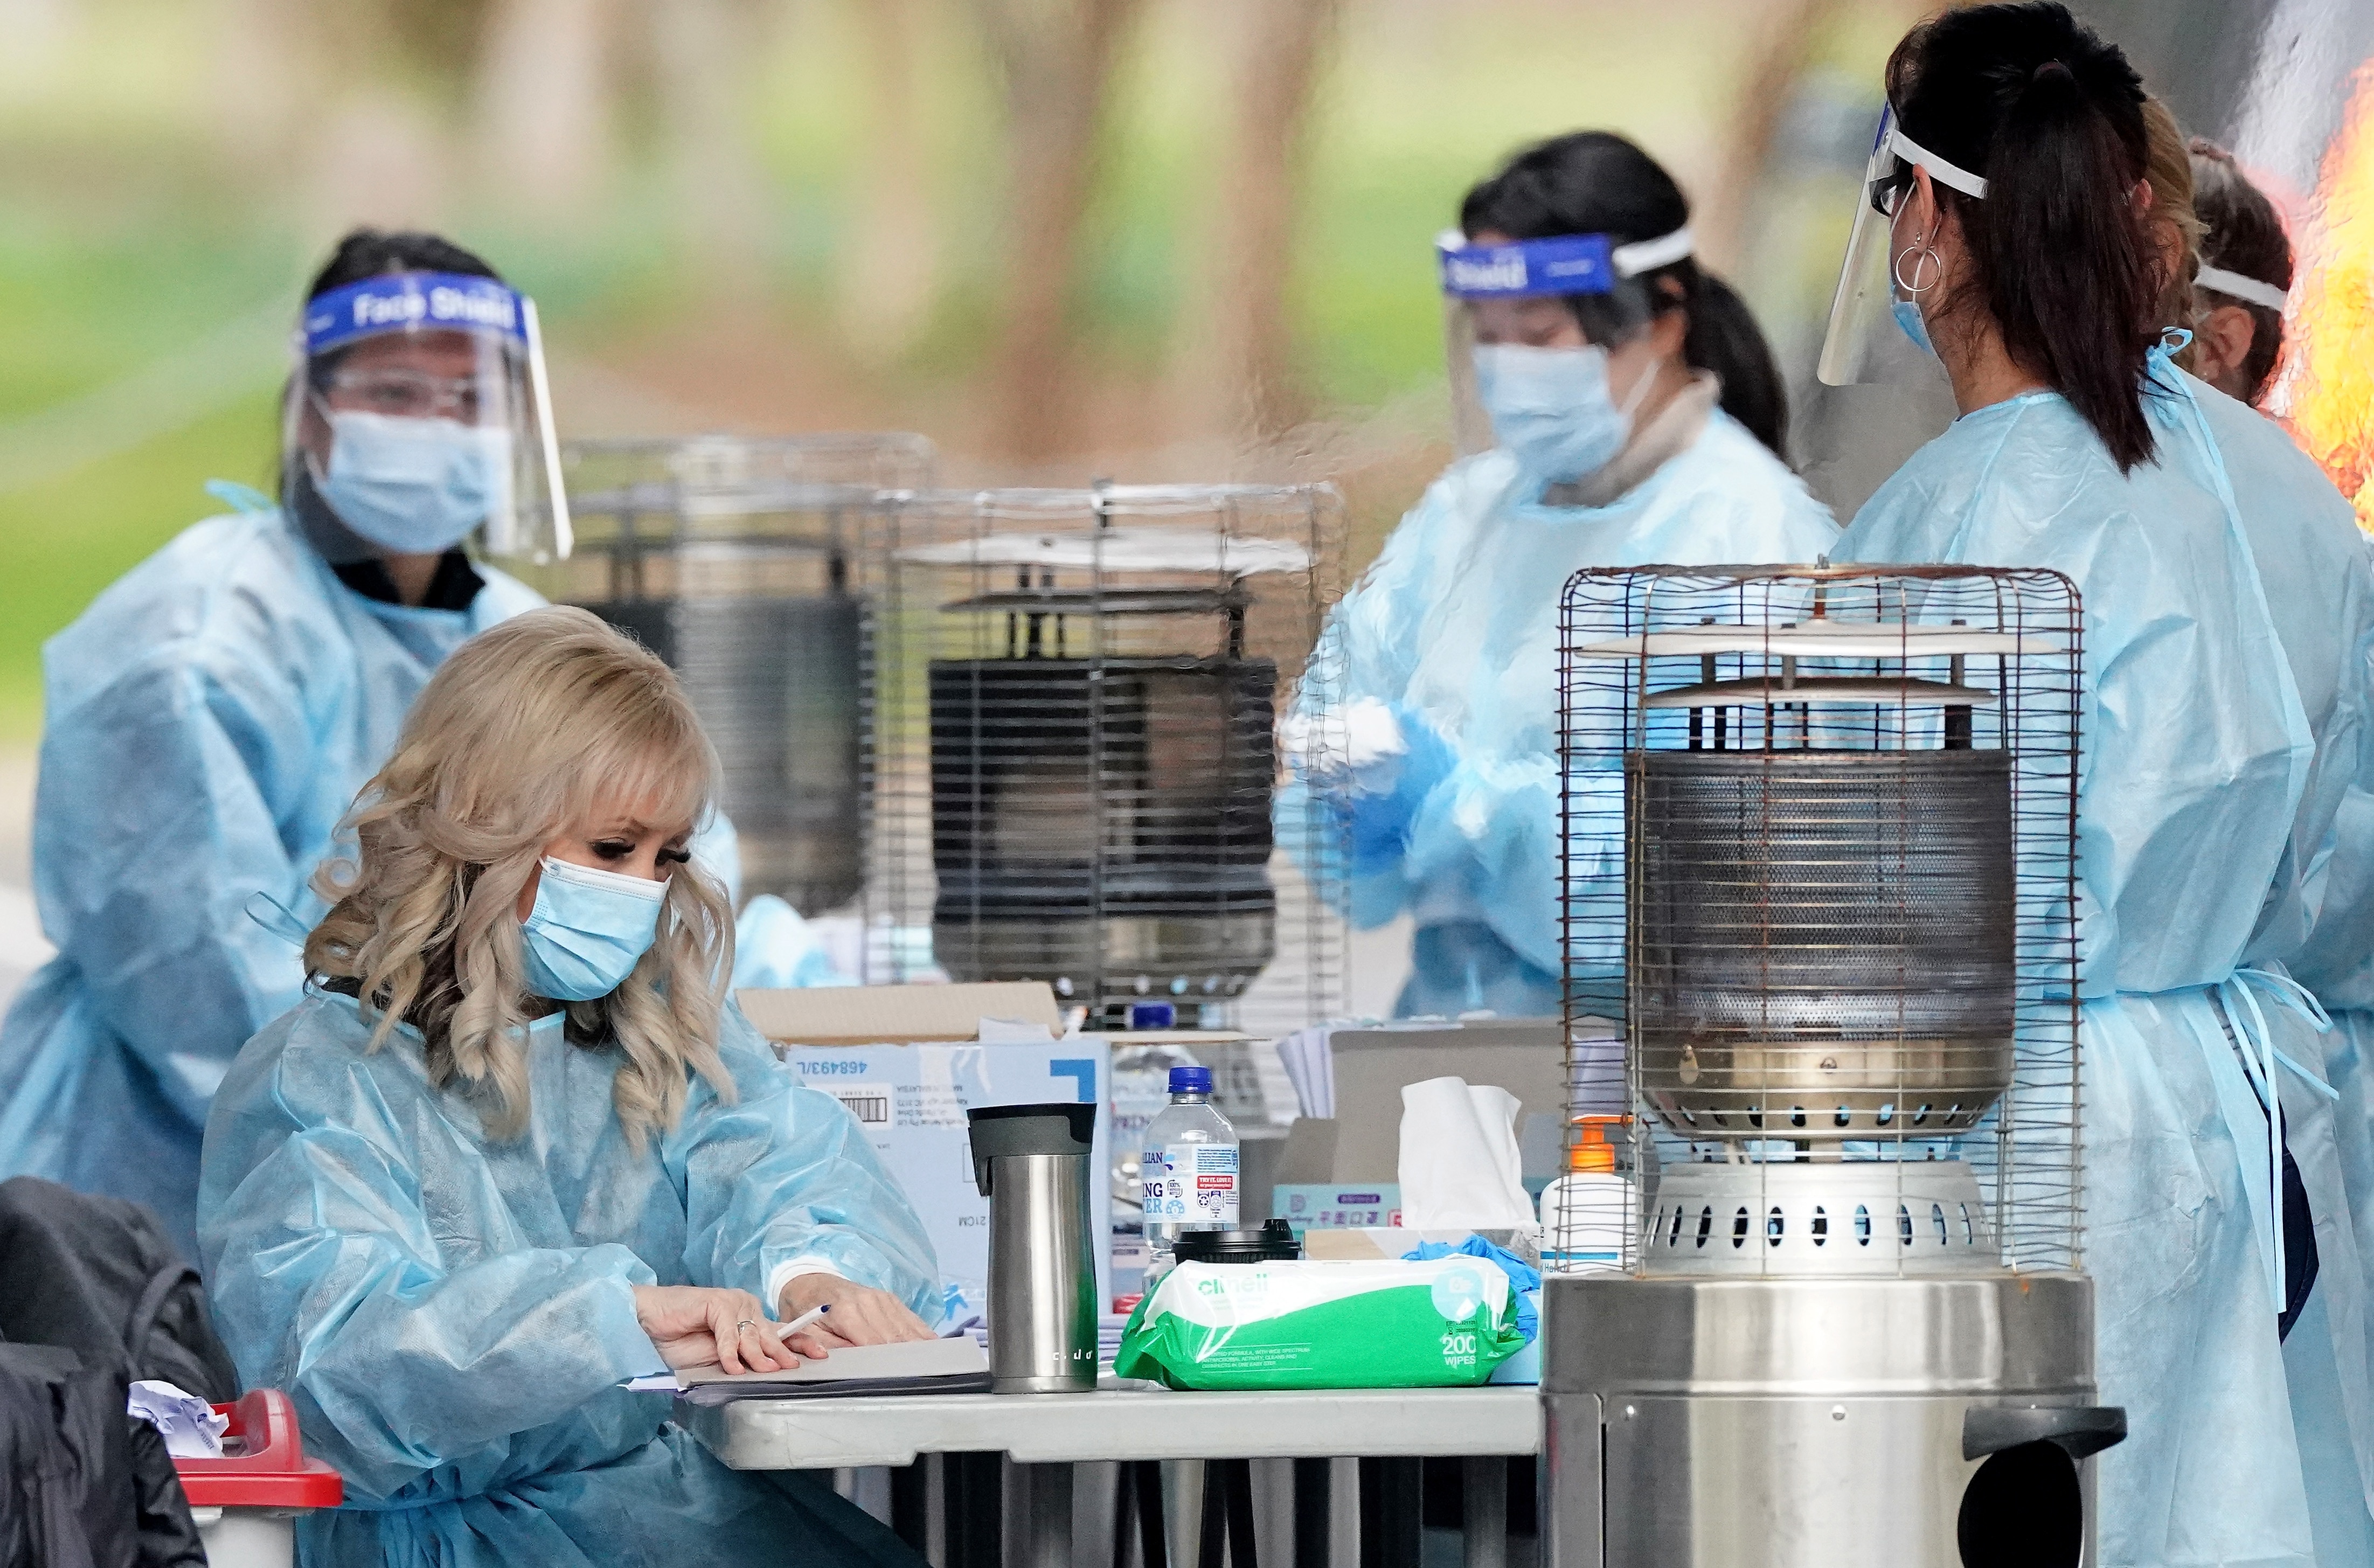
(1113, 1257), (1527, 1391)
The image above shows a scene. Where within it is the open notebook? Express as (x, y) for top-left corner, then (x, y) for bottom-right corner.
(671, 1337), (992, 1406)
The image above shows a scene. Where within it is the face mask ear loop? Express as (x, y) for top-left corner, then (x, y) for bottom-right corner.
(301, 388), (339, 491)
(1615, 347), (1664, 422)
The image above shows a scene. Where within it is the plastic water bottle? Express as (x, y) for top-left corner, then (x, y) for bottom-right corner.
(1140, 1066), (1239, 1281)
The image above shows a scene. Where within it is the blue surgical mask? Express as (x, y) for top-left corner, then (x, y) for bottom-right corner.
(1892, 296), (1935, 357)
(1472, 343), (1656, 484)
(519, 857), (667, 1002)
(313, 407), (512, 555)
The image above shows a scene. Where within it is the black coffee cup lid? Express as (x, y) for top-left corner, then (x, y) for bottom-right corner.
(1173, 1220), (1301, 1265)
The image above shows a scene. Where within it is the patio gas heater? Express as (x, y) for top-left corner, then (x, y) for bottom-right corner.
(867, 484), (1345, 1031)
(546, 434), (931, 915)
(1543, 566), (2120, 1568)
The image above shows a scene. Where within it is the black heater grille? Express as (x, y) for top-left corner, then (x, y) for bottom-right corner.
(864, 482), (1350, 1035)
(540, 434), (935, 918)
(927, 655), (1278, 999)
(1558, 567), (2085, 1273)
(589, 594), (864, 913)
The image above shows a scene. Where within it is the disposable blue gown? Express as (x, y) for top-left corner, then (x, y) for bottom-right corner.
(0, 494), (542, 1260)
(2188, 370), (2374, 1566)
(198, 990), (936, 1568)
(1835, 373), (2329, 1568)
(0, 492), (849, 1260)
(1281, 399), (1837, 1018)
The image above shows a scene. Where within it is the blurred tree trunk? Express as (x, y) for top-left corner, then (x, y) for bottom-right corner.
(839, 0), (940, 361)
(476, 0), (616, 223)
(0, 0), (77, 87)
(651, 0), (770, 301)
(208, 0), (316, 173)
(1176, 0), (1341, 449)
(1695, 0), (1842, 277)
(974, 0), (1146, 464)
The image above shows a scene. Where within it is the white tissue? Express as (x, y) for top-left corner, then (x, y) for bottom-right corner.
(1397, 1076), (1536, 1230)
(127, 1380), (229, 1459)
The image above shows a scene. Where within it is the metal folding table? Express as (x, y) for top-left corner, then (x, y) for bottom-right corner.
(683, 1383), (1540, 1567)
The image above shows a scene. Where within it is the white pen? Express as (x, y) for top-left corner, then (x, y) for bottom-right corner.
(779, 1301), (832, 1341)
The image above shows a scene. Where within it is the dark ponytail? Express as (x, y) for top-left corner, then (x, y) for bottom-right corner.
(1889, 4), (2158, 471)
(1459, 131), (1794, 459)
(1685, 275), (1788, 455)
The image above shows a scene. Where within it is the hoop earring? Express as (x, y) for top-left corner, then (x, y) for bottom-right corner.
(1894, 235), (1943, 295)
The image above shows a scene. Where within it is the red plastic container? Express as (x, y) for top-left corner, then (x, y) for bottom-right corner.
(173, 1387), (344, 1510)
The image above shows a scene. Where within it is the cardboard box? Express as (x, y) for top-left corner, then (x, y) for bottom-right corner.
(738, 982), (1061, 1047)
(1282, 1021), (1573, 1190)
(745, 983), (1110, 1325)
(1271, 1182), (1403, 1233)
(1299, 1225), (1541, 1264)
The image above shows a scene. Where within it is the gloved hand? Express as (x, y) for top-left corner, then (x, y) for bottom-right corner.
(1280, 696), (1411, 780)
(1343, 705), (1457, 876)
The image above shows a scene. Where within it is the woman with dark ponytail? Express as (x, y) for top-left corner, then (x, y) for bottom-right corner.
(1834, 9), (2359, 1563)
(1280, 131), (1834, 1018)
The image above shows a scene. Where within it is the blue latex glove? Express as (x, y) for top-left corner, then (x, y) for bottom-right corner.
(1343, 705), (1457, 879)
(1403, 1235), (1542, 1341)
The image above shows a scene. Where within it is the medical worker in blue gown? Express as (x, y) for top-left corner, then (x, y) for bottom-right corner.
(0, 231), (825, 1262)
(0, 232), (551, 1261)
(2153, 144), (2374, 1568)
(1282, 133), (1836, 1019)
(1826, 9), (2348, 1563)
(202, 608), (939, 1568)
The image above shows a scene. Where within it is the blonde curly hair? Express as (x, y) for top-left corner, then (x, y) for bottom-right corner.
(306, 606), (737, 1144)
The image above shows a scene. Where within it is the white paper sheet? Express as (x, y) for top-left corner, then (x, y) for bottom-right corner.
(128, 1379), (229, 1459)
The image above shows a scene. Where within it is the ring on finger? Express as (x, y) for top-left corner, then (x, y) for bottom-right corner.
(735, 1319), (757, 1334)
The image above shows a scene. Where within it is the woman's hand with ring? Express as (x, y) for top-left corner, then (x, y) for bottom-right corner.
(778, 1274), (936, 1354)
(632, 1285), (811, 1374)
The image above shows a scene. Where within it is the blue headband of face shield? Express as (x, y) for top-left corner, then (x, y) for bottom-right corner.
(1435, 226), (1696, 300)
(302, 272), (530, 356)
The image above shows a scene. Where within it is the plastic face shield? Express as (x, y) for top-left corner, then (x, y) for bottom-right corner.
(283, 270), (573, 563)
(1436, 226), (1695, 455)
(1816, 106), (1990, 387)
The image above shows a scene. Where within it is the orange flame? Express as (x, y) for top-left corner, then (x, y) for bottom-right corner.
(2285, 62), (2374, 532)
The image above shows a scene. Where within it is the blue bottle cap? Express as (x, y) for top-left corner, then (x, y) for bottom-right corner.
(1168, 1066), (1213, 1094)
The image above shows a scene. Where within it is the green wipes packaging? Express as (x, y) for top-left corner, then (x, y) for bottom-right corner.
(1114, 1257), (1529, 1390)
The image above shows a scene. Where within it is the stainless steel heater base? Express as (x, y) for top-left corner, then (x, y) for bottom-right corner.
(1540, 1271), (2121, 1568)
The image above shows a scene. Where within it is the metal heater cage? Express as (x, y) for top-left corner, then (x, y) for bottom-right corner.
(1554, 566), (2085, 1275)
(527, 434), (935, 916)
(860, 484), (1349, 1035)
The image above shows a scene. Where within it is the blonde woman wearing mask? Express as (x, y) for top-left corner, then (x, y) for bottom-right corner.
(198, 607), (936, 1568)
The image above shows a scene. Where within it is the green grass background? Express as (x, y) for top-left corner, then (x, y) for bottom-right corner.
(0, 0), (1890, 743)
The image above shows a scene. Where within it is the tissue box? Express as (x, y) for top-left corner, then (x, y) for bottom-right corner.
(778, 1037), (1112, 1324)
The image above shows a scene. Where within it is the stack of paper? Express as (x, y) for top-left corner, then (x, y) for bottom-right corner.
(1274, 1026), (1336, 1119)
(672, 1337), (992, 1406)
